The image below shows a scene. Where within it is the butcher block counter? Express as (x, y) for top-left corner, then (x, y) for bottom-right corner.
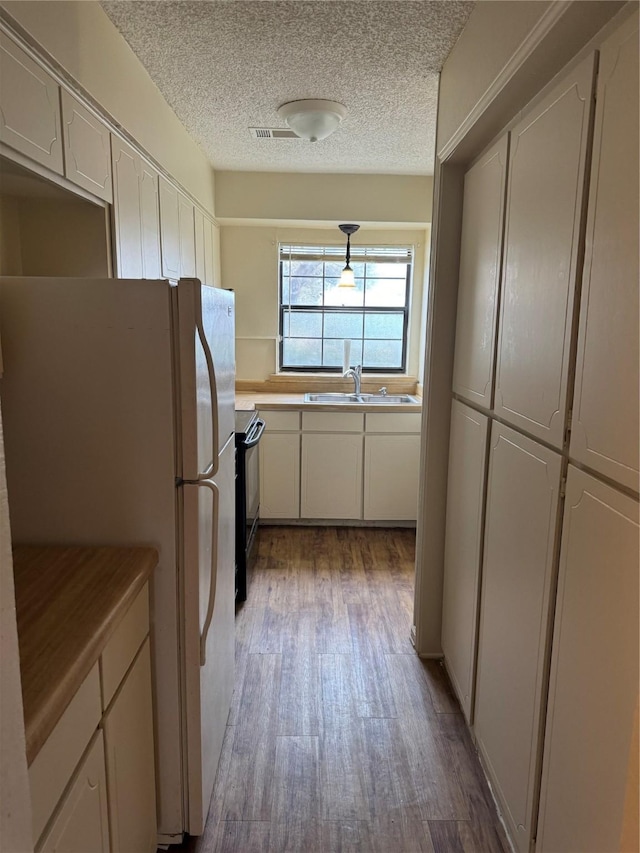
(12, 544), (158, 766)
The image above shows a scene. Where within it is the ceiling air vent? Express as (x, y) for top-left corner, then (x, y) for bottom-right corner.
(249, 127), (299, 139)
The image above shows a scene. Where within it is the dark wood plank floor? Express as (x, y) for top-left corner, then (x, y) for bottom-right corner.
(181, 526), (509, 853)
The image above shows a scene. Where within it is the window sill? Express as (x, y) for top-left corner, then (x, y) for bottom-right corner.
(236, 373), (420, 395)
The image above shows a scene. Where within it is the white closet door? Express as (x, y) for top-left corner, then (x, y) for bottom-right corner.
(570, 11), (639, 492)
(474, 421), (561, 853)
(452, 135), (508, 409)
(537, 466), (639, 852)
(494, 54), (596, 448)
(441, 400), (489, 723)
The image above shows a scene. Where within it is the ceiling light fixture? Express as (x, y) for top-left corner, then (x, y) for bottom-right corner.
(338, 224), (360, 288)
(277, 99), (347, 143)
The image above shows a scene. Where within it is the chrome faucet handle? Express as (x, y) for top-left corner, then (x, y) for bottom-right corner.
(378, 386), (387, 396)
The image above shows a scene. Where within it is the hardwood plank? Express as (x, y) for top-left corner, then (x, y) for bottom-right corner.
(422, 659), (460, 714)
(278, 649), (320, 736)
(271, 737), (321, 822)
(222, 654), (281, 821)
(426, 819), (508, 853)
(348, 603), (398, 718)
(214, 821), (271, 853)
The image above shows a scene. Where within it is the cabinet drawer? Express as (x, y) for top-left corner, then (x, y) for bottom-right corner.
(100, 584), (149, 709)
(38, 731), (110, 853)
(365, 412), (422, 433)
(260, 410), (300, 432)
(30, 663), (102, 843)
(302, 412), (364, 432)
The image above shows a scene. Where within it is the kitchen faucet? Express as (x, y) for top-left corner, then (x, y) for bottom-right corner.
(343, 364), (362, 396)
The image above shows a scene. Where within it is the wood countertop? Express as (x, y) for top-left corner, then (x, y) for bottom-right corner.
(235, 392), (422, 414)
(12, 545), (158, 765)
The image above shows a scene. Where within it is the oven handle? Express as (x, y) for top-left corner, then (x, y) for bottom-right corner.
(244, 418), (266, 448)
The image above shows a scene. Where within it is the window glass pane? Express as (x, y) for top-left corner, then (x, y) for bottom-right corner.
(324, 261), (344, 277)
(289, 277), (323, 305)
(364, 312), (404, 339)
(363, 339), (403, 368)
(324, 312), (363, 339)
(365, 278), (406, 307)
(283, 338), (322, 367)
(285, 311), (323, 338)
(366, 262), (406, 279)
(322, 339), (344, 367)
(324, 279), (364, 307)
(291, 259), (324, 276)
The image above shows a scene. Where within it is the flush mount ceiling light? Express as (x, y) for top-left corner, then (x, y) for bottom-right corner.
(338, 223), (360, 287)
(277, 99), (347, 143)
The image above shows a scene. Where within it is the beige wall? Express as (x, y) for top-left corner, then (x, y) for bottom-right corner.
(0, 1), (215, 215)
(215, 172), (432, 226)
(222, 225), (429, 381)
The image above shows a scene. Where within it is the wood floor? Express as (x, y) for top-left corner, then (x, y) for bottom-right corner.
(183, 526), (509, 853)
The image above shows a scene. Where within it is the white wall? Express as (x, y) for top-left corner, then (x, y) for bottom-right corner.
(0, 1), (216, 215)
(222, 225), (429, 382)
(215, 171), (432, 226)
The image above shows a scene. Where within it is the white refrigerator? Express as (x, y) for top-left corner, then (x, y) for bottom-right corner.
(0, 276), (236, 843)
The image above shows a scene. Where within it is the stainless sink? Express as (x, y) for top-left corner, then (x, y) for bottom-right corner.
(304, 392), (418, 404)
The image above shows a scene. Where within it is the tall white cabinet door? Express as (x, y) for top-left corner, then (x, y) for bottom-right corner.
(178, 192), (196, 277)
(537, 467), (639, 853)
(39, 732), (110, 853)
(260, 432), (300, 519)
(441, 400), (489, 724)
(194, 207), (207, 283)
(61, 91), (112, 203)
(570, 13), (639, 492)
(102, 640), (157, 853)
(139, 158), (162, 279)
(494, 55), (596, 448)
(205, 218), (217, 287)
(452, 135), (508, 408)
(0, 33), (63, 174)
(301, 433), (363, 519)
(159, 175), (181, 279)
(111, 135), (143, 278)
(474, 422), (562, 853)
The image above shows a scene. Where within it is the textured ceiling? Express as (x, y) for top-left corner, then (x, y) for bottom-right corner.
(101, 1), (474, 175)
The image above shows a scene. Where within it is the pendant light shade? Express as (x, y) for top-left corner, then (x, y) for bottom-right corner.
(338, 224), (360, 288)
(277, 99), (347, 143)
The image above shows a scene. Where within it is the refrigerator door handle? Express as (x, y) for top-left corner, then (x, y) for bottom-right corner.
(197, 478), (219, 666)
(195, 299), (219, 480)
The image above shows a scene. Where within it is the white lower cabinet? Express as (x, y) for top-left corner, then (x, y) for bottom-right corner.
(260, 429), (300, 519)
(536, 466), (639, 852)
(301, 432), (363, 519)
(473, 422), (561, 853)
(441, 400), (489, 724)
(363, 434), (420, 520)
(39, 732), (110, 853)
(103, 639), (157, 853)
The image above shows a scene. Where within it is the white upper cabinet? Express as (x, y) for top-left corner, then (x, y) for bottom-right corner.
(452, 135), (509, 409)
(570, 12), (639, 492)
(205, 217), (217, 287)
(159, 175), (181, 279)
(537, 466), (639, 852)
(138, 158), (162, 279)
(474, 421), (562, 853)
(111, 135), (143, 278)
(61, 90), (112, 203)
(194, 207), (207, 283)
(441, 400), (489, 724)
(0, 33), (63, 174)
(494, 54), (596, 448)
(178, 192), (196, 277)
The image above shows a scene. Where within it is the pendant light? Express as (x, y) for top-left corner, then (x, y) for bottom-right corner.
(338, 224), (360, 287)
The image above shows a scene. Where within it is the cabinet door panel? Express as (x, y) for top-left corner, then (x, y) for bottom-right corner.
(61, 91), (112, 203)
(139, 159), (162, 278)
(474, 422), (561, 853)
(363, 434), (420, 520)
(0, 33), (63, 174)
(205, 219), (217, 287)
(537, 466), (639, 852)
(159, 175), (180, 279)
(39, 732), (110, 853)
(441, 401), (489, 723)
(260, 432), (300, 519)
(111, 135), (143, 278)
(301, 433), (362, 519)
(103, 640), (157, 853)
(570, 13), (639, 491)
(494, 55), (596, 448)
(194, 207), (207, 283)
(452, 135), (508, 408)
(178, 193), (196, 277)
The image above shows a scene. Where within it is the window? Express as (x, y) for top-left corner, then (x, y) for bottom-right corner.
(279, 243), (412, 372)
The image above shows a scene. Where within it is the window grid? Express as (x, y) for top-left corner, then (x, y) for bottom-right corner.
(279, 244), (412, 373)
